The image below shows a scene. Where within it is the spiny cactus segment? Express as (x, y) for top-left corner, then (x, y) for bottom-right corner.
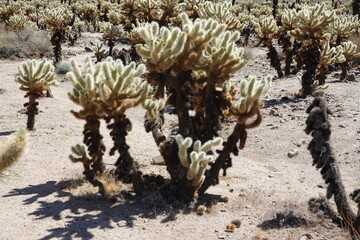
(0, 128), (27, 173)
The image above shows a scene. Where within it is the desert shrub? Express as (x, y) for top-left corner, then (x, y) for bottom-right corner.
(55, 61), (71, 74)
(0, 26), (52, 59)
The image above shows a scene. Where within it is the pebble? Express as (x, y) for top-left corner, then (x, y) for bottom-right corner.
(117, 220), (128, 227)
(271, 125), (278, 130)
(317, 183), (327, 189)
(339, 124), (346, 128)
(218, 235), (226, 239)
(288, 149), (299, 158)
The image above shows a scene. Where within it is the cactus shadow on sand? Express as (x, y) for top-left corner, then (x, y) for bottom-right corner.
(3, 180), (193, 240)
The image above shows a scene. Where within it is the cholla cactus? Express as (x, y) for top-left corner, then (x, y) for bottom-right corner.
(5, 15), (36, 31)
(290, 4), (336, 95)
(253, 17), (283, 78)
(278, 9), (301, 75)
(67, 57), (105, 119)
(0, 128), (27, 173)
(93, 42), (107, 63)
(101, 23), (123, 56)
(136, 22), (186, 72)
(143, 93), (167, 119)
(97, 58), (148, 115)
(339, 41), (360, 80)
(44, 7), (72, 63)
(175, 0), (206, 19)
(197, 30), (246, 85)
(329, 15), (360, 45)
(15, 59), (59, 130)
(198, 1), (246, 32)
(176, 135), (223, 189)
(158, 0), (179, 26)
(199, 75), (271, 195)
(318, 41), (345, 84)
(98, 58), (148, 192)
(226, 76), (271, 126)
(136, 0), (160, 21)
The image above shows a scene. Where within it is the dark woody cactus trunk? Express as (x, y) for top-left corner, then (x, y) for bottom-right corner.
(198, 123), (246, 195)
(50, 31), (63, 64)
(106, 115), (144, 194)
(25, 94), (39, 130)
(82, 116), (106, 193)
(266, 41), (284, 78)
(272, 0), (278, 18)
(301, 44), (320, 96)
(353, 0), (360, 17)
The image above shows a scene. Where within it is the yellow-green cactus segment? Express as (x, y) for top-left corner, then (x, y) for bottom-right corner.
(179, 13), (226, 71)
(142, 93), (167, 119)
(15, 59), (59, 93)
(290, 4), (335, 42)
(67, 57), (105, 119)
(44, 7), (71, 33)
(69, 143), (91, 164)
(328, 15), (360, 43)
(319, 41), (345, 68)
(176, 135), (222, 188)
(197, 1), (245, 32)
(198, 30), (247, 85)
(98, 58), (147, 115)
(0, 128), (27, 173)
(280, 9), (298, 31)
(227, 75), (271, 124)
(253, 16), (279, 41)
(341, 41), (360, 60)
(175, 134), (193, 168)
(102, 23), (122, 42)
(136, 21), (187, 72)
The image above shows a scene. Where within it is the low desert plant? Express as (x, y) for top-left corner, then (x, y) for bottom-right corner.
(14, 59), (59, 130)
(0, 26), (52, 59)
(0, 128), (27, 173)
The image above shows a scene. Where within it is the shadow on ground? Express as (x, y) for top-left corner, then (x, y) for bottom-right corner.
(3, 180), (192, 240)
(257, 210), (308, 230)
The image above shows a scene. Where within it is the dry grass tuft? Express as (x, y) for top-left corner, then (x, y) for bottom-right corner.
(0, 25), (52, 59)
(253, 230), (271, 240)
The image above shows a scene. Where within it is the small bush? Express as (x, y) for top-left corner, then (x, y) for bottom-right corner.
(56, 62), (71, 75)
(0, 26), (52, 59)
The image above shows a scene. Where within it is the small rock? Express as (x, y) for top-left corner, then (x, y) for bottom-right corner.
(117, 220), (127, 227)
(317, 183), (327, 188)
(347, 73), (356, 81)
(84, 46), (93, 52)
(339, 124), (346, 128)
(218, 235), (226, 239)
(288, 149), (299, 158)
(270, 125), (278, 130)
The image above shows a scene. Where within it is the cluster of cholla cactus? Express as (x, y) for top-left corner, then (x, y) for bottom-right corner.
(14, 59), (59, 130)
(135, 13), (270, 200)
(305, 93), (360, 238)
(0, 128), (27, 173)
(68, 57), (150, 194)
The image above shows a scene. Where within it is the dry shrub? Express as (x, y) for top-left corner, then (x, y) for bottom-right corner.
(62, 173), (125, 198)
(243, 47), (254, 61)
(0, 25), (52, 59)
(253, 230), (271, 240)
